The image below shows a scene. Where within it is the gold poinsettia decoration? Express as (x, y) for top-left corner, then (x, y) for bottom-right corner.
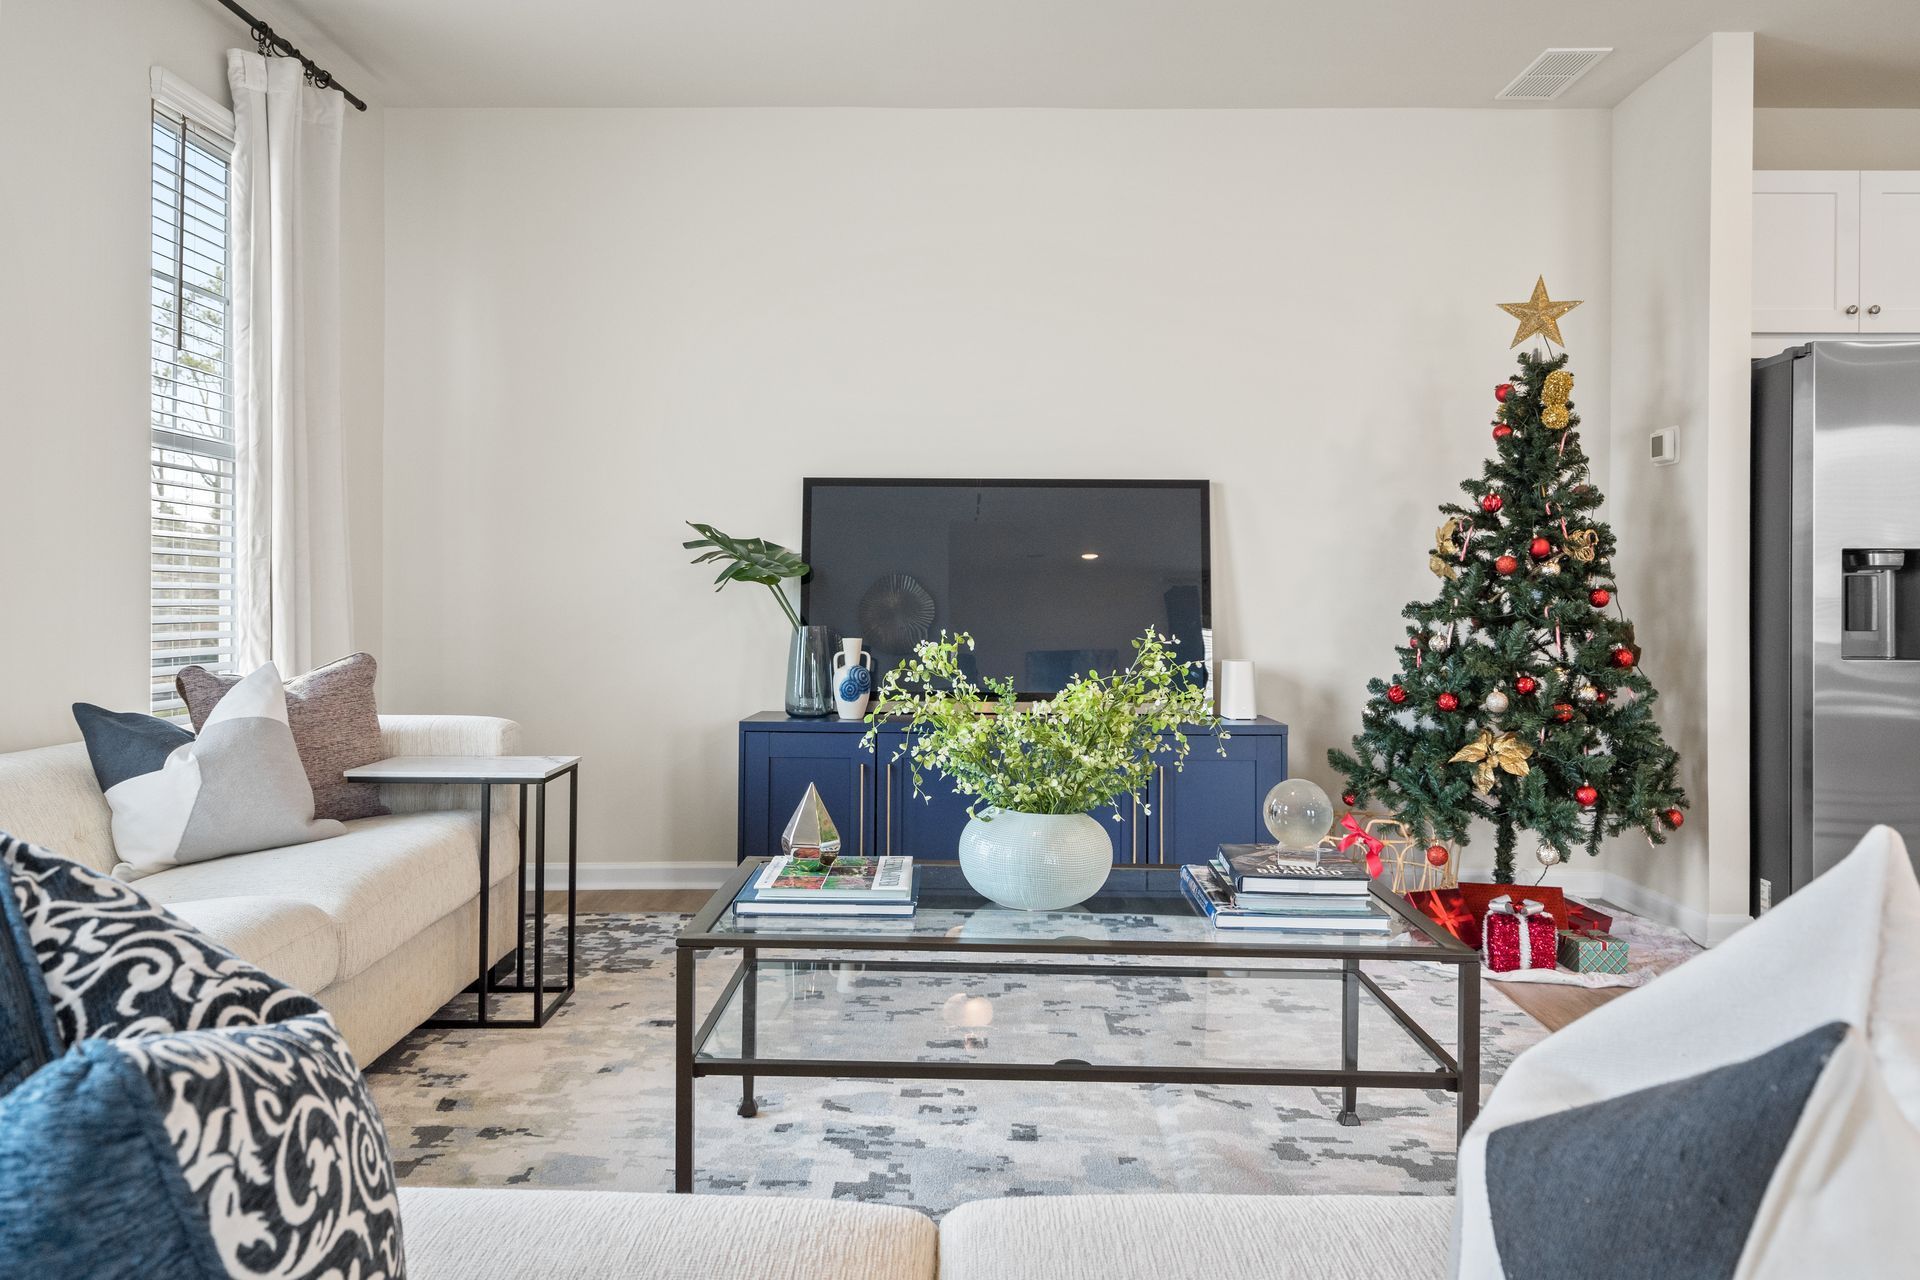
(1430, 517), (1462, 580)
(1449, 729), (1534, 794)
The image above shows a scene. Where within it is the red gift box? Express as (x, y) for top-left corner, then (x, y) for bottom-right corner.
(1563, 898), (1614, 934)
(1407, 882), (1569, 950)
(1482, 895), (1557, 972)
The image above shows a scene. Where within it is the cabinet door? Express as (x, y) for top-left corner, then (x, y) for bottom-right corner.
(1150, 732), (1289, 865)
(874, 730), (975, 858)
(1753, 171), (1860, 332)
(1861, 172), (1920, 333)
(739, 731), (875, 863)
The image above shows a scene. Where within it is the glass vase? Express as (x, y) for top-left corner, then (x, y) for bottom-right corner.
(784, 625), (834, 717)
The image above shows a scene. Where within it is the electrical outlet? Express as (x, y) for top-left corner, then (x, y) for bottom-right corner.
(1758, 878), (1774, 913)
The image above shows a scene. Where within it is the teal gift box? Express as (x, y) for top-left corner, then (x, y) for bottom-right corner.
(1556, 927), (1629, 975)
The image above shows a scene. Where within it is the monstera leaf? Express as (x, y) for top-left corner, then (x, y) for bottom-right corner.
(684, 522), (809, 629)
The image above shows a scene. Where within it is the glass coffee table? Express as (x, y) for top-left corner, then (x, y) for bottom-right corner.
(674, 861), (1480, 1193)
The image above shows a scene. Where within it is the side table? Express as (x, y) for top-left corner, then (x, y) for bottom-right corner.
(344, 755), (581, 1028)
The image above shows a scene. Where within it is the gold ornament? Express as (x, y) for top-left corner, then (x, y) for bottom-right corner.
(1498, 276), (1583, 349)
(1541, 368), (1575, 429)
(1565, 528), (1599, 563)
(1430, 517), (1462, 580)
(1449, 729), (1535, 794)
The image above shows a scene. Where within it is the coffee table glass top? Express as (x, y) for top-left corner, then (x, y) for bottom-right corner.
(683, 862), (1472, 960)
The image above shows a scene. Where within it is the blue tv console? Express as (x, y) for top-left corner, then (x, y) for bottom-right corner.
(738, 712), (1288, 865)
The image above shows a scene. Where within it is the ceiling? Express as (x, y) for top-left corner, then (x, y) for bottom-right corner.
(275, 0), (1920, 109)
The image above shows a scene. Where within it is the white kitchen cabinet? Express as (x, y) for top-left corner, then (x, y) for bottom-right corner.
(1754, 171), (1920, 333)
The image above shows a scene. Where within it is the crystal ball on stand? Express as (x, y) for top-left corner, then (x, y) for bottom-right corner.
(1262, 779), (1335, 851)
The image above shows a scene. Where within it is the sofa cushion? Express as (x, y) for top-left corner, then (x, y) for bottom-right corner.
(138, 810), (519, 985)
(398, 1186), (937, 1280)
(0, 841), (58, 1095)
(166, 896), (341, 995)
(1454, 825), (1920, 1279)
(0, 741), (120, 875)
(938, 1193), (1452, 1280)
(179, 653), (389, 823)
(74, 664), (346, 880)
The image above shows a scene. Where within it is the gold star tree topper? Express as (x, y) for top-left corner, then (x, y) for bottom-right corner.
(1497, 276), (1582, 349)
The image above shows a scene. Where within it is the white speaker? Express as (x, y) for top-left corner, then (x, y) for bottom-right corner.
(1218, 660), (1257, 720)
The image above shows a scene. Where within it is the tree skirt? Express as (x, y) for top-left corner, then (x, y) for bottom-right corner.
(1484, 913), (1702, 989)
(365, 913), (1572, 1215)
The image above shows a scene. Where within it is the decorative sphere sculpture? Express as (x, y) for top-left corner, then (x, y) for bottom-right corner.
(1263, 779), (1335, 851)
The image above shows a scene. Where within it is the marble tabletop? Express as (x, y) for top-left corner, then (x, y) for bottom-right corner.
(344, 755), (581, 783)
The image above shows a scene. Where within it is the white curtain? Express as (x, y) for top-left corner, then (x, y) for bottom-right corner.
(227, 51), (352, 675)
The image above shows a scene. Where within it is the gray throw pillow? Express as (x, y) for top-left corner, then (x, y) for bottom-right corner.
(75, 664), (346, 880)
(178, 652), (388, 822)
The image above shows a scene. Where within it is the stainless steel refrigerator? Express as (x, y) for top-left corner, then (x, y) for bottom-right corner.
(1753, 340), (1920, 907)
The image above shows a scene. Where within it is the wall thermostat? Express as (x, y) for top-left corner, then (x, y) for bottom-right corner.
(1650, 426), (1678, 466)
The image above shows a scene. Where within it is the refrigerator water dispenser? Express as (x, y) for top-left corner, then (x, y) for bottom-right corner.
(1841, 549), (1920, 660)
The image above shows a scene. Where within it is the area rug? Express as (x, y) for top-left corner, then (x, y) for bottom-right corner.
(363, 913), (1669, 1215)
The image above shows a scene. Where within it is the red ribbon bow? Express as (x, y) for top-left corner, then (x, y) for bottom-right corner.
(1336, 813), (1384, 879)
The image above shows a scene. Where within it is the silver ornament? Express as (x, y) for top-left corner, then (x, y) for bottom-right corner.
(1428, 630), (1452, 653)
(1535, 843), (1562, 867)
(1484, 689), (1511, 714)
(1537, 560), (1561, 577)
(1575, 684), (1600, 705)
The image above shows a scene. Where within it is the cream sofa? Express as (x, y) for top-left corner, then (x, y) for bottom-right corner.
(0, 714), (526, 1063)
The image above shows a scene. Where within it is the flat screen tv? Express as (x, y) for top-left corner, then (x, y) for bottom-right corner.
(802, 479), (1210, 697)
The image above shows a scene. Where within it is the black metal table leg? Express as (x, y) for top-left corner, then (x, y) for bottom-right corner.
(567, 765), (578, 991)
(514, 785), (528, 986)
(675, 946), (696, 1193)
(738, 947), (758, 1118)
(1338, 956), (1360, 1126)
(1458, 960), (1481, 1138)
(477, 782), (492, 1024)
(532, 778), (547, 1025)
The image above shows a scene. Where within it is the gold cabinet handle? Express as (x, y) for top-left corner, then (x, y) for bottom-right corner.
(857, 762), (867, 857)
(1157, 766), (1167, 863)
(1131, 795), (1140, 864)
(886, 762), (894, 854)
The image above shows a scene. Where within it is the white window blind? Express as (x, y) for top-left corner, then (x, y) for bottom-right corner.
(150, 104), (237, 716)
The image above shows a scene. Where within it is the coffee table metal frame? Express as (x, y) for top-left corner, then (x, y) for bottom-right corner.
(673, 860), (1480, 1194)
(344, 755), (581, 1029)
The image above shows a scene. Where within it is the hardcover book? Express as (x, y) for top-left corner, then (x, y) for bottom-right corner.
(752, 855), (914, 901)
(1213, 845), (1372, 895)
(1182, 865), (1392, 932)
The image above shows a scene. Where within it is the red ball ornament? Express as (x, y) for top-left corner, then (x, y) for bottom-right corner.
(1425, 844), (1450, 868)
(1529, 536), (1553, 559)
(1342, 792), (1357, 807)
(1386, 684), (1409, 705)
(1480, 492), (1504, 514)
(1492, 423), (1514, 441)
(1589, 588), (1611, 607)
(1514, 675), (1538, 695)
(1592, 689), (1609, 704)
(1575, 785), (1600, 807)
(1611, 647), (1636, 669)
(1494, 554), (1520, 576)
(1435, 692), (1460, 712)
(1552, 702), (1575, 723)
(1495, 383), (1513, 403)
(1664, 808), (1685, 829)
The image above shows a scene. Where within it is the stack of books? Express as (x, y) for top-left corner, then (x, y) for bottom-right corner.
(732, 854), (918, 917)
(1181, 843), (1392, 933)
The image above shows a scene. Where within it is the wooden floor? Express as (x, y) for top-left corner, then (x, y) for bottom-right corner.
(565, 890), (1621, 1032)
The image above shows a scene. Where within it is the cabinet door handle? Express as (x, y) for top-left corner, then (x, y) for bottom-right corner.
(1157, 766), (1167, 864)
(1131, 795), (1140, 864)
(885, 762), (894, 855)
(1868, 304), (1883, 316)
(857, 762), (867, 857)
(1846, 304), (1861, 315)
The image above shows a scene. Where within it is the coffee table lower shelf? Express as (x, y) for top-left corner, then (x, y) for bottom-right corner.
(672, 951), (1479, 1194)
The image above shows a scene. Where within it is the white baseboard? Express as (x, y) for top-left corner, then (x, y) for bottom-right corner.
(525, 860), (734, 892)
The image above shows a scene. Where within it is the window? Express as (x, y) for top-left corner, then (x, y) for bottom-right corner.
(149, 103), (235, 716)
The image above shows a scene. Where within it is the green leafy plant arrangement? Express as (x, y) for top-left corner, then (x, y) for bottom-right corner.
(682, 522), (809, 631)
(863, 629), (1224, 818)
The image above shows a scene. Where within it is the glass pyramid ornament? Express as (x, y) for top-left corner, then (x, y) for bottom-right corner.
(780, 782), (842, 856)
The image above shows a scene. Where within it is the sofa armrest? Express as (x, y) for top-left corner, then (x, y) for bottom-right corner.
(376, 715), (523, 818)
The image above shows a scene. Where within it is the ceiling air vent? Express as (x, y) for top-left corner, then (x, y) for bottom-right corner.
(1496, 48), (1612, 101)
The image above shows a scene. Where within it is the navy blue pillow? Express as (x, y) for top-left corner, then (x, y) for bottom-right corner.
(0, 834), (405, 1279)
(0, 843), (57, 1095)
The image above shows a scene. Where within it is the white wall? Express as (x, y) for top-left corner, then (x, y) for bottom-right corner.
(1754, 109), (1920, 170)
(1606, 34), (1754, 943)
(0, 0), (384, 753)
(382, 107), (1614, 882)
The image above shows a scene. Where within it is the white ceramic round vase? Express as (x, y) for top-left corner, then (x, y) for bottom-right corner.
(832, 637), (873, 721)
(956, 809), (1112, 911)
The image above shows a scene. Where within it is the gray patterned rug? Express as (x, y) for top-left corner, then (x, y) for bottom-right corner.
(366, 913), (1555, 1214)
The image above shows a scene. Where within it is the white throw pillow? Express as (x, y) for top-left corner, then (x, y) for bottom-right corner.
(1453, 825), (1920, 1278)
(73, 663), (346, 880)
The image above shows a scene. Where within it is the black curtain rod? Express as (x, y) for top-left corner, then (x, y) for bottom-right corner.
(214, 0), (368, 112)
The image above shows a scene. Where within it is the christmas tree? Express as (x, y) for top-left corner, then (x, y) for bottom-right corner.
(1329, 278), (1688, 883)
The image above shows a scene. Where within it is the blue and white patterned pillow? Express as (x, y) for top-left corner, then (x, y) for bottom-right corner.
(0, 834), (405, 1279)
